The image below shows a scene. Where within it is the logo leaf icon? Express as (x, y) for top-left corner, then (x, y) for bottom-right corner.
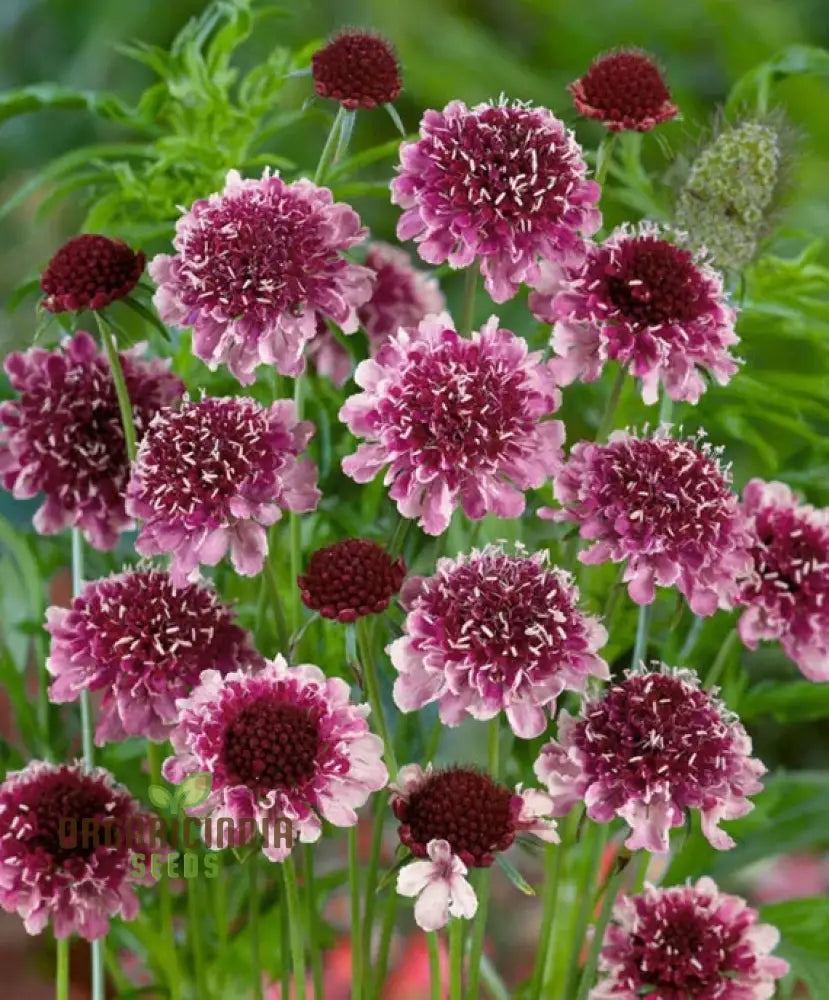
(176, 772), (213, 809)
(148, 784), (173, 812)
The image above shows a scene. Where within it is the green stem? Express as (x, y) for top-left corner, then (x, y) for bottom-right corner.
(594, 133), (617, 188)
(487, 715), (500, 779)
(349, 825), (364, 1000)
(96, 313), (136, 461)
(631, 603), (650, 669)
(263, 548), (291, 657)
(449, 918), (464, 1000)
(188, 877), (210, 1000)
(573, 859), (629, 1000)
(250, 853), (264, 1000)
(304, 846), (323, 1000)
(372, 889), (398, 1000)
(314, 106), (345, 185)
(356, 618), (398, 779)
(560, 823), (610, 999)
(362, 792), (388, 985)
(596, 366), (627, 442)
(387, 512), (412, 559)
(658, 391), (674, 426)
(283, 854), (307, 1000)
(529, 842), (564, 998)
(427, 932), (442, 1000)
(289, 374), (305, 633)
(211, 869), (229, 972)
(55, 937), (70, 1000)
(459, 267), (477, 335)
(704, 627), (739, 690)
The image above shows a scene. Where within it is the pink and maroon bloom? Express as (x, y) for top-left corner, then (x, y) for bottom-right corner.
(389, 544), (608, 738)
(0, 761), (156, 939)
(45, 568), (261, 744)
(391, 763), (558, 930)
(737, 479), (829, 681)
(535, 665), (766, 853)
(592, 878), (789, 1000)
(549, 429), (753, 615)
(40, 234), (145, 314)
(163, 657), (388, 861)
(391, 99), (601, 303)
(569, 49), (678, 133)
(150, 169), (374, 385)
(0, 331), (182, 550)
(311, 30), (401, 110)
(340, 312), (565, 536)
(529, 223), (739, 405)
(126, 395), (320, 586)
(298, 538), (406, 623)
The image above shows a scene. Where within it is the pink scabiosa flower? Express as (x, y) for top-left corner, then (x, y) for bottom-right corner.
(737, 479), (829, 681)
(0, 761), (156, 939)
(305, 316), (354, 387)
(392, 763), (557, 931)
(529, 223), (739, 405)
(126, 395), (320, 586)
(592, 878), (789, 1000)
(340, 312), (564, 535)
(550, 429), (752, 614)
(389, 543), (608, 738)
(298, 538), (406, 622)
(569, 49), (678, 133)
(40, 234), (145, 314)
(45, 568), (261, 744)
(150, 169), (374, 385)
(0, 331), (182, 550)
(359, 242), (446, 351)
(312, 30), (401, 110)
(163, 657), (388, 861)
(391, 99), (601, 303)
(534, 665), (765, 853)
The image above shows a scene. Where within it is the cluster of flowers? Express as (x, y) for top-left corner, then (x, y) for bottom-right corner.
(0, 31), (821, 999)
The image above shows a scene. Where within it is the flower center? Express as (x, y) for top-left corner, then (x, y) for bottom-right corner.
(222, 699), (321, 793)
(312, 31), (401, 109)
(580, 52), (671, 119)
(298, 538), (406, 622)
(597, 236), (710, 327)
(25, 772), (116, 864)
(41, 234), (144, 312)
(395, 767), (517, 867)
(574, 673), (733, 800)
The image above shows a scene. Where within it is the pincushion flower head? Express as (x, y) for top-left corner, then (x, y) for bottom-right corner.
(529, 223), (739, 405)
(311, 30), (401, 110)
(737, 479), (829, 681)
(0, 331), (182, 550)
(0, 761), (156, 939)
(592, 878), (789, 1000)
(163, 656), (388, 861)
(569, 49), (678, 133)
(391, 763), (558, 931)
(340, 312), (564, 536)
(40, 233), (145, 313)
(298, 537), (406, 622)
(535, 665), (765, 853)
(126, 395), (320, 586)
(150, 168), (374, 385)
(391, 98), (601, 303)
(46, 568), (261, 744)
(389, 543), (608, 738)
(550, 428), (752, 615)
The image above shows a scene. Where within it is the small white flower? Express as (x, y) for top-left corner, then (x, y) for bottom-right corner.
(397, 838), (478, 932)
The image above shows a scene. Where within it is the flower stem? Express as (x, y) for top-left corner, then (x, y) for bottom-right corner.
(631, 602), (650, 669)
(349, 825), (364, 999)
(594, 133), (617, 188)
(314, 106), (345, 185)
(55, 937), (70, 1000)
(449, 918), (464, 999)
(262, 543), (291, 657)
(250, 853), (264, 1000)
(460, 267), (477, 335)
(304, 846), (324, 1000)
(188, 877), (210, 1000)
(372, 889), (399, 1000)
(427, 932), (442, 1000)
(596, 366), (626, 442)
(96, 312), (137, 462)
(356, 617), (398, 779)
(704, 627), (739, 690)
(362, 792), (389, 986)
(573, 857), (629, 1000)
(560, 823), (610, 999)
(289, 374), (306, 634)
(529, 841), (565, 998)
(283, 854), (307, 1000)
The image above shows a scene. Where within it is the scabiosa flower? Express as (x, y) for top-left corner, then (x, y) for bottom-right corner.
(391, 98), (601, 303)
(389, 544), (608, 738)
(550, 429), (752, 615)
(298, 538), (406, 622)
(126, 395), (320, 586)
(0, 761), (155, 939)
(305, 316), (354, 387)
(359, 242), (446, 351)
(340, 313), (564, 536)
(737, 479), (829, 681)
(392, 763), (557, 931)
(570, 49), (678, 133)
(312, 30), (401, 110)
(0, 331), (182, 550)
(40, 234), (145, 314)
(45, 568), (261, 744)
(535, 665), (765, 853)
(163, 657), (388, 861)
(529, 223), (739, 405)
(150, 169), (374, 385)
(592, 878), (789, 1000)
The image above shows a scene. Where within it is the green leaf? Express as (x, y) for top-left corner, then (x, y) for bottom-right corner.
(118, 297), (172, 342)
(761, 897), (829, 997)
(727, 45), (829, 113)
(0, 84), (141, 128)
(495, 854), (536, 896)
(740, 681), (829, 723)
